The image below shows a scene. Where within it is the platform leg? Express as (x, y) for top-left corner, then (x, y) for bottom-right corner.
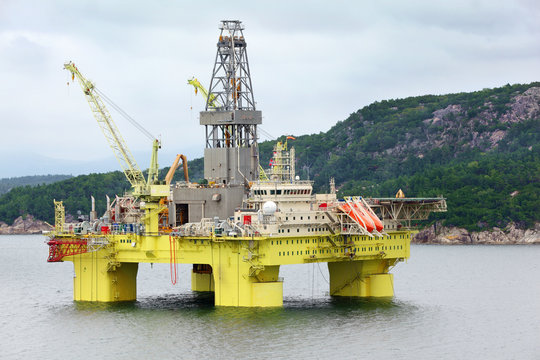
(191, 271), (215, 292)
(211, 244), (282, 307)
(73, 252), (138, 302)
(328, 260), (394, 298)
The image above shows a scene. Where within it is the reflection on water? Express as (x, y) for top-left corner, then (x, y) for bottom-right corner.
(1, 236), (539, 360)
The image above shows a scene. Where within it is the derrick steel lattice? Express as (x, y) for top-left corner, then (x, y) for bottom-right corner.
(206, 20), (256, 111)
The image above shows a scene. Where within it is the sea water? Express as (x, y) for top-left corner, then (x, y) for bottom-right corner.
(0, 235), (538, 359)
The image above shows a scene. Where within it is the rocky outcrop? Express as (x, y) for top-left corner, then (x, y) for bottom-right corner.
(0, 215), (53, 235)
(413, 222), (540, 245)
(500, 87), (540, 124)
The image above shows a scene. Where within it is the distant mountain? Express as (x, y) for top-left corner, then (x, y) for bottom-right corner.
(0, 147), (204, 179)
(0, 83), (538, 230)
(0, 175), (73, 195)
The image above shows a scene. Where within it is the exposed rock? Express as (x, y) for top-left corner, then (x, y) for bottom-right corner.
(0, 215), (53, 235)
(430, 104), (462, 126)
(500, 87), (540, 124)
(489, 129), (506, 146)
(413, 222), (540, 245)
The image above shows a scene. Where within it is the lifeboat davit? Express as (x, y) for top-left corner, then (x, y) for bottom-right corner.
(339, 203), (375, 232)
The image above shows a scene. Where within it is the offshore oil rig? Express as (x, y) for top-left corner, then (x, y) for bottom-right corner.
(48, 20), (446, 307)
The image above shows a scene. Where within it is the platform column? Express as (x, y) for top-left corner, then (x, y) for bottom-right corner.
(328, 260), (394, 298)
(191, 264), (215, 292)
(72, 251), (138, 302)
(211, 243), (282, 307)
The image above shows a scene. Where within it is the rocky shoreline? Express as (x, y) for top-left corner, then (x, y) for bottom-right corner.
(0, 215), (52, 235)
(413, 222), (540, 245)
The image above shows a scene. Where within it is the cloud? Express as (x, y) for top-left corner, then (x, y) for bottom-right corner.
(1, 0), (540, 177)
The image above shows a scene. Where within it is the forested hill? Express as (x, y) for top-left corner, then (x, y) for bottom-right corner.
(0, 83), (538, 230)
(0, 159), (203, 226)
(259, 82), (540, 230)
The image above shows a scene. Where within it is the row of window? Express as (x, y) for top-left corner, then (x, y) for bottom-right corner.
(272, 239), (323, 245)
(284, 215), (326, 221)
(271, 238), (407, 246)
(277, 245), (404, 257)
(253, 189), (312, 196)
(277, 228), (327, 233)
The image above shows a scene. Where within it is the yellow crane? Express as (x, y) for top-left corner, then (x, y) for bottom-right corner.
(64, 62), (168, 200)
(187, 77), (221, 108)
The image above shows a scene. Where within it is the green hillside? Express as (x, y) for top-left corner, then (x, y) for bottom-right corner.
(1, 83), (538, 230)
(0, 158), (203, 225)
(259, 82), (540, 230)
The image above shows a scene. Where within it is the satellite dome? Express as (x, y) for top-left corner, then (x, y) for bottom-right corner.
(262, 201), (277, 215)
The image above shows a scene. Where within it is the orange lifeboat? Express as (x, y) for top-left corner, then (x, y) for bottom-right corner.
(339, 203), (375, 232)
(356, 202), (383, 232)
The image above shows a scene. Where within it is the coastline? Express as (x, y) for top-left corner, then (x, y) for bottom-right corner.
(0, 215), (52, 235)
(413, 222), (540, 245)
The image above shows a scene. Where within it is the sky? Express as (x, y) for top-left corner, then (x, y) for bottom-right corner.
(1, 0), (539, 178)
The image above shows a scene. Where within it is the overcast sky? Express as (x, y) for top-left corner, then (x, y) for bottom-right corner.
(1, 0), (539, 178)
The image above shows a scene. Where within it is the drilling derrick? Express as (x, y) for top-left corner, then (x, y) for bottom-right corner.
(201, 20), (260, 185)
(47, 19), (447, 308)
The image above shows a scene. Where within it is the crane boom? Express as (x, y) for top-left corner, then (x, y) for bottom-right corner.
(188, 77), (221, 108)
(64, 62), (146, 192)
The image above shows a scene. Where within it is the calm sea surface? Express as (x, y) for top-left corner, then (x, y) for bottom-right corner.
(0, 235), (538, 359)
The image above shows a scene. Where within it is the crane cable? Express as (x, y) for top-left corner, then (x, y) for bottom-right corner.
(94, 87), (156, 142)
(258, 126), (276, 140)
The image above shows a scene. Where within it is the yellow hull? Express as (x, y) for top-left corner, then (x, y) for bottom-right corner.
(62, 231), (410, 307)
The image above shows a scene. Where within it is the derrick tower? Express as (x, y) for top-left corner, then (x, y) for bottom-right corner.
(201, 20), (260, 185)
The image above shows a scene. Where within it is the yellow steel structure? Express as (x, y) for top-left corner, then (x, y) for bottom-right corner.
(64, 62), (168, 200)
(55, 226), (410, 306)
(188, 77), (220, 108)
(53, 200), (65, 234)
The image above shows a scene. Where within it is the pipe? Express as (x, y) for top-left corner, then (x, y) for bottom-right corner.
(165, 154), (181, 185)
(165, 154), (189, 185)
(180, 154), (189, 183)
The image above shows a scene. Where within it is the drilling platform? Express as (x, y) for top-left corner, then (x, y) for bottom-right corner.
(48, 20), (446, 307)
